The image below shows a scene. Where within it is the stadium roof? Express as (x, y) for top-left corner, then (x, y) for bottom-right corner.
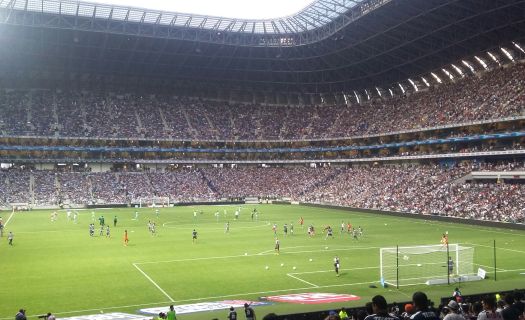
(0, 0), (363, 35)
(85, 0), (318, 20)
(1, 0), (525, 96)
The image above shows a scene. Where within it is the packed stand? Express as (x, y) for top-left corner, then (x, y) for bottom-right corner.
(0, 170), (30, 204)
(201, 167), (337, 198)
(0, 63), (524, 140)
(32, 171), (58, 206)
(148, 170), (217, 202)
(0, 164), (524, 224)
(89, 172), (127, 204)
(58, 172), (92, 205)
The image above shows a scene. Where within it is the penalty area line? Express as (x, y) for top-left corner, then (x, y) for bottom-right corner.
(286, 273), (319, 287)
(0, 278), (390, 320)
(5, 210), (15, 227)
(132, 263), (175, 302)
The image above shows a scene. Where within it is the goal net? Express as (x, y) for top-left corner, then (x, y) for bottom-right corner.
(380, 244), (475, 287)
(138, 196), (170, 208)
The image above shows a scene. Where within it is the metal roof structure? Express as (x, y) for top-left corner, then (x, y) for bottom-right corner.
(1, 0), (525, 96)
(0, 0), (371, 45)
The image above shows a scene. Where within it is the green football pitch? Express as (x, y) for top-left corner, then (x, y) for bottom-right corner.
(1, 204), (524, 320)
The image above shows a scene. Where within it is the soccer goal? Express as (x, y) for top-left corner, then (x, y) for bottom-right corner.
(380, 244), (477, 287)
(138, 196), (170, 208)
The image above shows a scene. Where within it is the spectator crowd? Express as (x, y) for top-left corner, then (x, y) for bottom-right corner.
(0, 63), (524, 141)
(0, 161), (523, 224)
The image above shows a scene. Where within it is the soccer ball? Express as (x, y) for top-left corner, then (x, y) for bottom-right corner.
(280, 263), (284, 267)
(325, 246), (328, 250)
(265, 266), (269, 270)
(403, 255), (409, 261)
(446, 231), (448, 235)
(244, 252), (248, 256)
(293, 266), (296, 270)
(309, 258), (313, 262)
(417, 264), (422, 267)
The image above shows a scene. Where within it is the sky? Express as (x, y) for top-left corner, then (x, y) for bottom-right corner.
(86, 0), (317, 20)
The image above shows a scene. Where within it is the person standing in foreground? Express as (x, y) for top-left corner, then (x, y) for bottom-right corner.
(477, 295), (503, 320)
(167, 305), (177, 320)
(274, 238), (280, 255)
(15, 309), (26, 320)
(364, 295), (400, 320)
(443, 301), (465, 320)
(228, 306), (237, 320)
(339, 307), (349, 319)
(410, 292), (439, 320)
(244, 303), (256, 320)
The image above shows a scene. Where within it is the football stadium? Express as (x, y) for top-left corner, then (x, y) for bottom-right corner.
(0, 0), (524, 319)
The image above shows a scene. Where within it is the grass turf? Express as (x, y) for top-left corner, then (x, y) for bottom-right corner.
(1, 204), (524, 320)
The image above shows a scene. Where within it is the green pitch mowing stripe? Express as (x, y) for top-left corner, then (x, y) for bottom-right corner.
(0, 204), (524, 320)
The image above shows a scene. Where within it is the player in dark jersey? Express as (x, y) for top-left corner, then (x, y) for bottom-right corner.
(244, 303), (256, 320)
(275, 238), (280, 255)
(334, 256), (340, 276)
(364, 295), (400, 320)
(227, 306), (237, 320)
(410, 292), (439, 320)
(192, 229), (198, 243)
(283, 224), (288, 237)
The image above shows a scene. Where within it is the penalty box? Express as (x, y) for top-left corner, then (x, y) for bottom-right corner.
(133, 252), (380, 300)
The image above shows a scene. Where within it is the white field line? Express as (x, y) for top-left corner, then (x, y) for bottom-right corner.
(322, 209), (525, 238)
(134, 245), (382, 265)
(470, 243), (525, 254)
(495, 268), (525, 273)
(4, 210), (15, 227)
(162, 221), (268, 230)
(132, 263), (175, 302)
(289, 265), (379, 275)
(286, 273), (319, 287)
(1, 276), (417, 320)
(406, 219), (525, 237)
(474, 263), (506, 272)
(255, 245), (322, 255)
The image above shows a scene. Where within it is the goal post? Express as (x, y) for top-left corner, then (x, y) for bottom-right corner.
(138, 196), (170, 208)
(380, 244), (476, 287)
